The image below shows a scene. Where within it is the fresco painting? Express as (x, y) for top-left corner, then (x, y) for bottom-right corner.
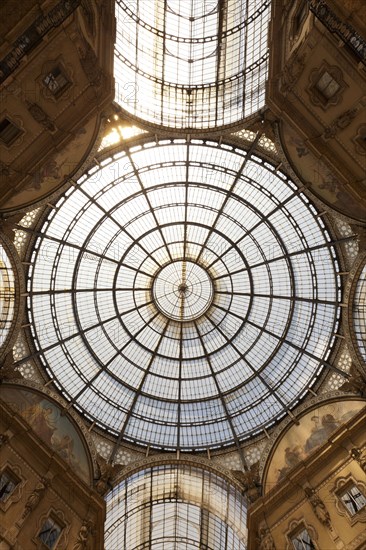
(265, 400), (366, 490)
(3, 387), (90, 483)
(282, 123), (365, 221)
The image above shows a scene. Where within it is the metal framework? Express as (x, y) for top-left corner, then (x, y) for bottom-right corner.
(353, 263), (366, 362)
(105, 464), (247, 549)
(0, 243), (15, 349)
(114, 0), (270, 129)
(22, 139), (342, 452)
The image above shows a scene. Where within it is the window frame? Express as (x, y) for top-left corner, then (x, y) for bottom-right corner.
(0, 116), (23, 147)
(286, 520), (318, 550)
(0, 467), (20, 504)
(42, 65), (71, 98)
(37, 513), (64, 549)
(308, 63), (346, 109)
(290, 525), (316, 550)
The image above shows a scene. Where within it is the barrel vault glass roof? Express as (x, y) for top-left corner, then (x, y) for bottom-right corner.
(114, 0), (270, 128)
(105, 464), (247, 549)
(0, 243), (15, 349)
(354, 263), (366, 362)
(24, 139), (341, 452)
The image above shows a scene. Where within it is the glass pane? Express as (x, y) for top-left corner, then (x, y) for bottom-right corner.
(341, 484), (366, 515)
(24, 140), (341, 451)
(114, 0), (270, 128)
(0, 471), (18, 502)
(105, 464), (247, 549)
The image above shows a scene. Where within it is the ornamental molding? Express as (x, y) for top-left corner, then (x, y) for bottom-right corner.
(343, 251), (366, 370)
(0, 233), (25, 360)
(110, 453), (245, 495)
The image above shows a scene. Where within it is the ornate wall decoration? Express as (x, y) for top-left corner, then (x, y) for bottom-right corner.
(0, 0), (81, 85)
(231, 462), (261, 503)
(72, 520), (94, 550)
(95, 455), (125, 496)
(353, 124), (366, 155)
(78, 40), (103, 87)
(257, 522), (276, 550)
(1, 385), (93, 485)
(350, 447), (366, 473)
(280, 46), (307, 94)
(304, 487), (331, 528)
(262, 398), (366, 490)
(323, 108), (358, 140)
(21, 478), (50, 520)
(26, 101), (57, 133)
(339, 364), (366, 397)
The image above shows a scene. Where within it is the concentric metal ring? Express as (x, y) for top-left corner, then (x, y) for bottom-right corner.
(25, 139), (341, 451)
(152, 260), (214, 322)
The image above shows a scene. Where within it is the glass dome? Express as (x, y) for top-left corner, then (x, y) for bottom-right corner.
(26, 139), (341, 451)
(114, 0), (270, 129)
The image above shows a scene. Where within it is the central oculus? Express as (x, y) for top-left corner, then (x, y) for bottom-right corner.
(152, 260), (214, 322)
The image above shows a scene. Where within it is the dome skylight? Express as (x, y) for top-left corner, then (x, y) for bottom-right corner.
(26, 139), (341, 452)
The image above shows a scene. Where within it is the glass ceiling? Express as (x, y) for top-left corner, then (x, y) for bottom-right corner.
(354, 264), (366, 362)
(114, 0), (270, 128)
(105, 464), (247, 549)
(0, 243), (15, 350)
(24, 139), (341, 451)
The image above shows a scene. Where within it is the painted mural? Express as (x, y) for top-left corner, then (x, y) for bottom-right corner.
(2, 117), (96, 211)
(282, 122), (366, 221)
(2, 387), (91, 483)
(265, 400), (366, 491)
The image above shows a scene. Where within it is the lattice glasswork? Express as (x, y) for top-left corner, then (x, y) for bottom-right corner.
(105, 464), (247, 549)
(114, 0), (270, 129)
(24, 139), (341, 451)
(354, 264), (366, 361)
(0, 243), (15, 349)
